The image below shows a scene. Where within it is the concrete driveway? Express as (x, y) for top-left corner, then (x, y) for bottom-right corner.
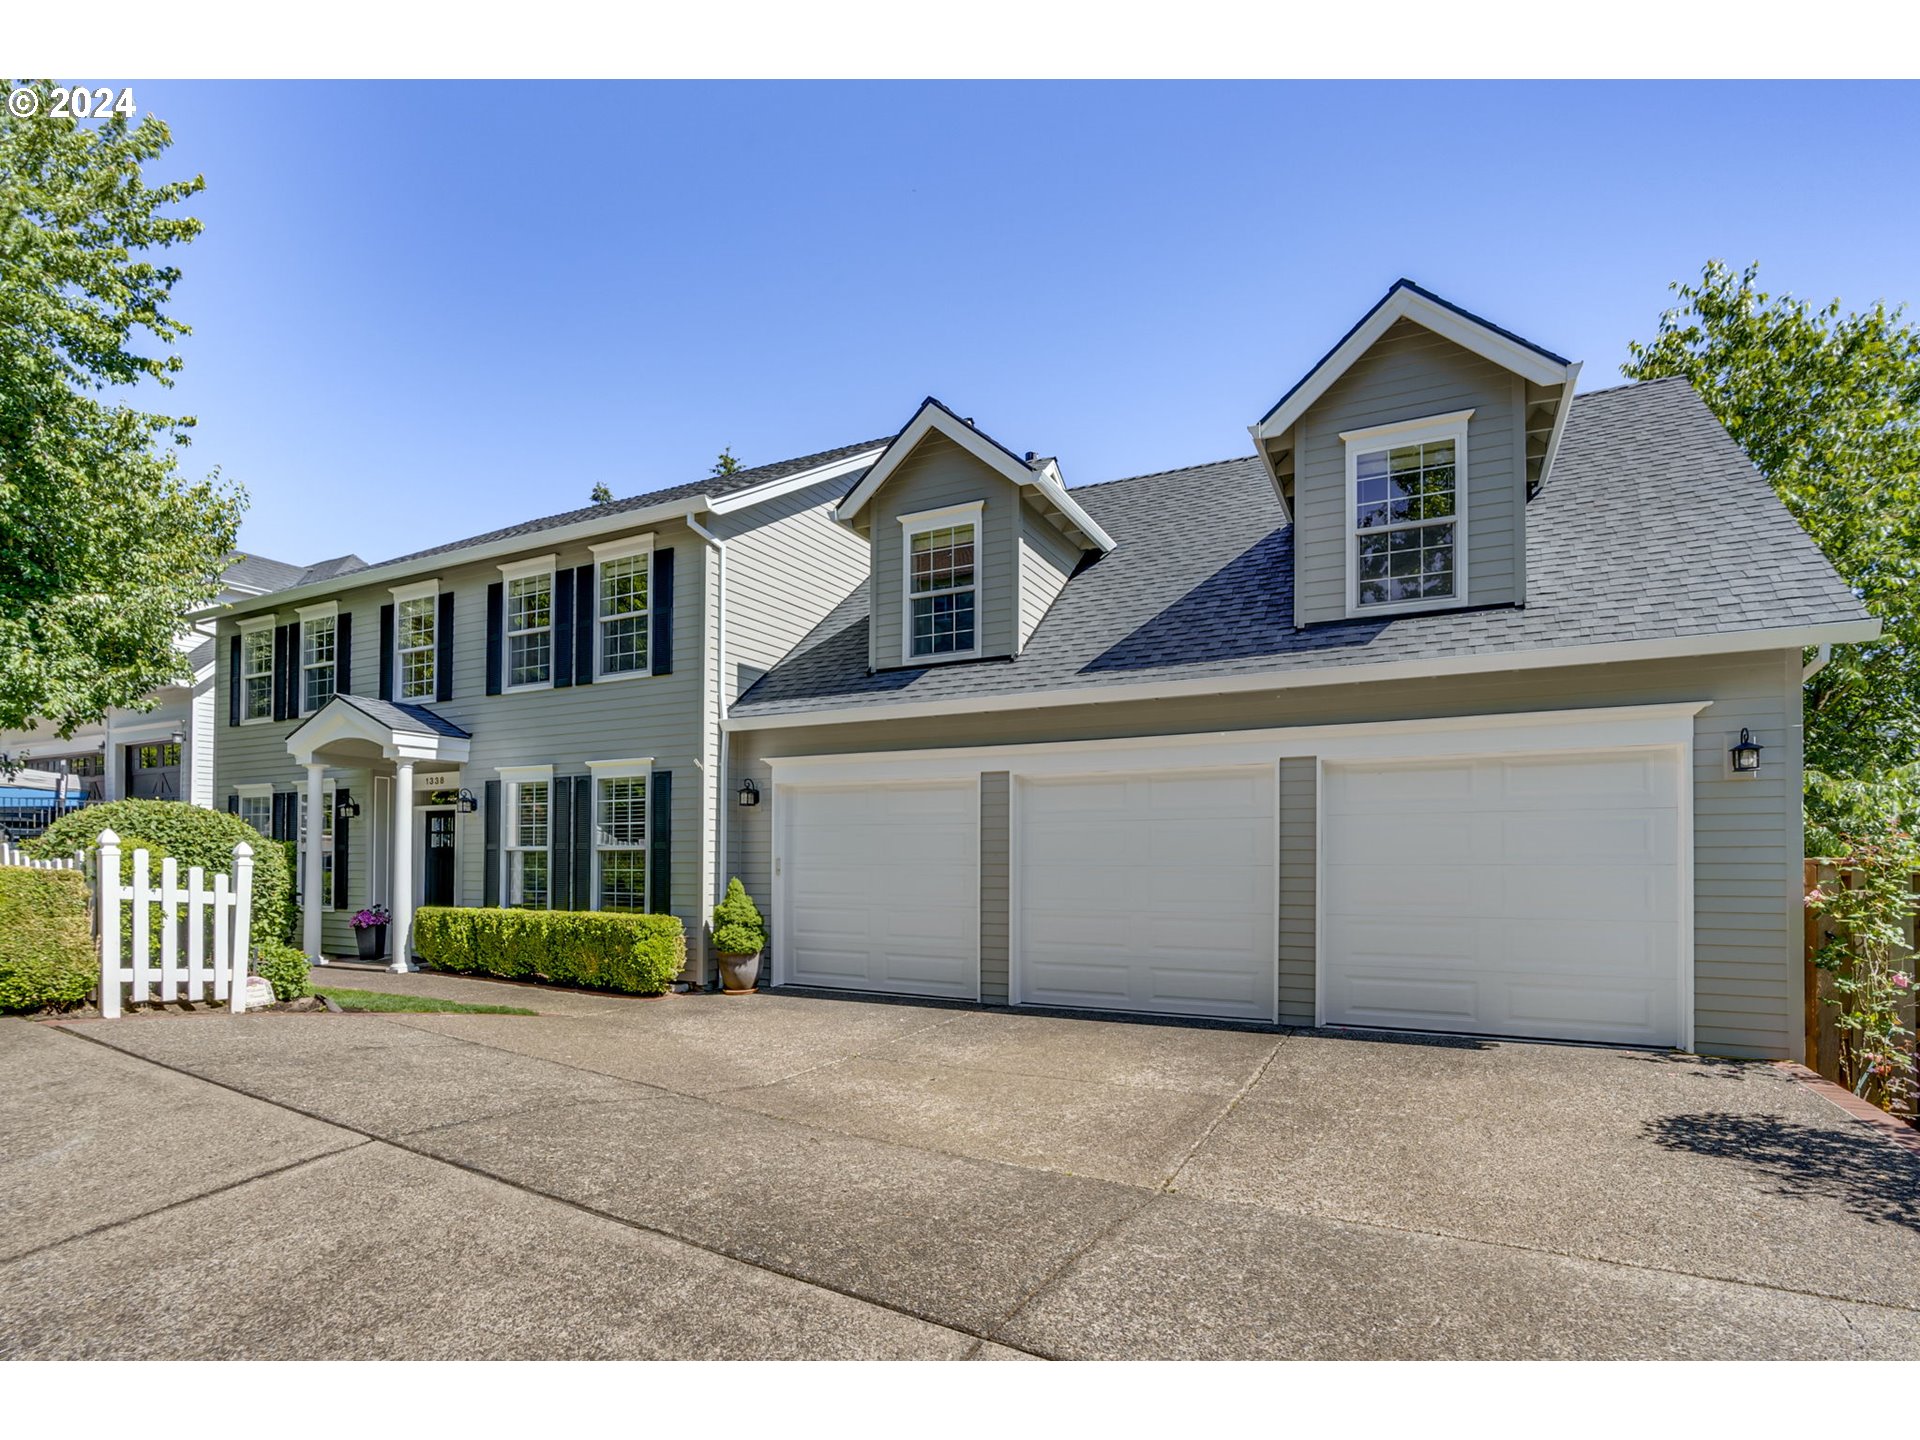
(4, 969), (1918, 1359)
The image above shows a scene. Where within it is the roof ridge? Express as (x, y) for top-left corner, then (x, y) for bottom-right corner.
(1574, 374), (1690, 399)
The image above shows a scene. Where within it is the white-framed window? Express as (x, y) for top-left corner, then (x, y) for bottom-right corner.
(239, 618), (276, 722)
(392, 581), (438, 700)
(587, 758), (651, 911)
(236, 784), (273, 838)
(500, 765), (552, 908)
(1343, 409), (1472, 616)
(900, 502), (981, 663)
(591, 534), (652, 680)
(500, 557), (555, 690)
(299, 602), (338, 714)
(296, 784), (336, 909)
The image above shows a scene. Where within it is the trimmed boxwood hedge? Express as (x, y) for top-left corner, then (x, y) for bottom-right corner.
(27, 801), (294, 950)
(412, 906), (685, 996)
(0, 868), (95, 1013)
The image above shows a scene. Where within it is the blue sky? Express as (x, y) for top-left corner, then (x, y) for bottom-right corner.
(130, 80), (1918, 568)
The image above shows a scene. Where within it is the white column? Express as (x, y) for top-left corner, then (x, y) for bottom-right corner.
(391, 759), (415, 972)
(303, 763), (326, 958)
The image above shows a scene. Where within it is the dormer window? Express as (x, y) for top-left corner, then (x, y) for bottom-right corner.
(1343, 409), (1472, 615)
(902, 502), (981, 662)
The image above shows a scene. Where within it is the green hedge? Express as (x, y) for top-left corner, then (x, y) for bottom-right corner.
(27, 801), (294, 950)
(0, 868), (95, 1013)
(413, 906), (685, 995)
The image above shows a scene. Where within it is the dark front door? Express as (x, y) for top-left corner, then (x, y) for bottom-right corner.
(424, 810), (456, 906)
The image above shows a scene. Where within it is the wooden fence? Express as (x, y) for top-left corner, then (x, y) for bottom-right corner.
(0, 841), (81, 870)
(96, 828), (255, 1018)
(1804, 859), (1919, 1122)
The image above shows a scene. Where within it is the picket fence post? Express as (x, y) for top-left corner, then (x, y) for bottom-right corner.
(97, 829), (122, 1020)
(230, 841), (254, 1015)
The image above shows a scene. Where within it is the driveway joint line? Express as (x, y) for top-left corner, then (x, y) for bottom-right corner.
(1159, 1030), (1290, 1192)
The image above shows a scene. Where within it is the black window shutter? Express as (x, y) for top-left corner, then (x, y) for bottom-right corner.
(550, 778), (573, 910)
(649, 769), (672, 915)
(482, 779), (501, 906)
(336, 613), (353, 697)
(553, 567), (575, 688)
(284, 620), (302, 714)
(651, 547), (675, 676)
(226, 794), (239, 815)
(333, 789), (351, 910)
(436, 592), (455, 702)
(572, 773), (593, 910)
(270, 792), (288, 842)
(271, 625), (291, 721)
(378, 604), (395, 701)
(574, 567), (595, 684)
(227, 635), (242, 726)
(485, 582), (504, 696)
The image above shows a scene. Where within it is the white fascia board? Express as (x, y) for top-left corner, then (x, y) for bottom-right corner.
(1256, 288), (1572, 444)
(765, 701), (1710, 788)
(836, 407), (1114, 554)
(1535, 359), (1583, 495)
(193, 495), (720, 623)
(726, 618), (1880, 733)
(707, 448), (888, 515)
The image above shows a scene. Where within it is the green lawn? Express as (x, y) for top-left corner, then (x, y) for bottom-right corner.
(315, 987), (537, 1016)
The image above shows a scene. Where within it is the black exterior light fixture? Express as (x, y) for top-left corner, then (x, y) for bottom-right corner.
(334, 795), (362, 821)
(456, 788), (480, 814)
(737, 778), (761, 808)
(1730, 728), (1764, 774)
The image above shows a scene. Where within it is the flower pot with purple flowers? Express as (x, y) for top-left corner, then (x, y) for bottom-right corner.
(351, 905), (391, 960)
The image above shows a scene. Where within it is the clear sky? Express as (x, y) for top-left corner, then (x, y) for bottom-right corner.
(130, 80), (1918, 569)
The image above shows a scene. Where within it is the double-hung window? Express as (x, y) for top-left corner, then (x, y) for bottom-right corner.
(500, 767), (552, 908)
(1345, 410), (1471, 615)
(588, 760), (649, 911)
(299, 603), (337, 713)
(393, 584), (438, 700)
(501, 559), (554, 689)
(902, 503), (980, 662)
(592, 536), (651, 679)
(297, 786), (335, 908)
(240, 621), (275, 721)
(237, 786), (273, 837)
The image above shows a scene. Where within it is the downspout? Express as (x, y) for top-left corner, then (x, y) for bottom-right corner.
(1802, 643), (1832, 682)
(685, 506), (726, 989)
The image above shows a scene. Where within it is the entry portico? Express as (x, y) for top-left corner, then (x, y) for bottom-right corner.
(286, 695), (471, 968)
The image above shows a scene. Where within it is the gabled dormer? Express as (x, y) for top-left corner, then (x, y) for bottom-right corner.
(836, 398), (1115, 671)
(1252, 280), (1582, 628)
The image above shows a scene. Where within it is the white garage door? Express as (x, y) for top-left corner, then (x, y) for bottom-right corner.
(1017, 767), (1277, 1021)
(1322, 750), (1683, 1047)
(781, 782), (978, 999)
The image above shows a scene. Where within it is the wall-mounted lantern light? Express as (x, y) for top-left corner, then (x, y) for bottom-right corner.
(737, 778), (761, 808)
(456, 788), (479, 814)
(1730, 728), (1763, 774)
(335, 796), (362, 820)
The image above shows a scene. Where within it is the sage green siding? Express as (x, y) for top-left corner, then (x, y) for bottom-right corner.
(731, 648), (1805, 1059)
(1293, 318), (1525, 626)
(213, 516), (709, 970)
(1017, 500), (1082, 650)
(858, 433), (1020, 669)
(980, 771), (1010, 1004)
(1277, 756), (1316, 1026)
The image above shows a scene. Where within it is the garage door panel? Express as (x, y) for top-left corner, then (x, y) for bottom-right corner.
(1324, 752), (1683, 1048)
(1017, 767), (1277, 1022)
(783, 783), (978, 1000)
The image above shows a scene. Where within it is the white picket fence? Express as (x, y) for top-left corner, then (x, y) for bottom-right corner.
(0, 841), (82, 870)
(96, 828), (255, 1018)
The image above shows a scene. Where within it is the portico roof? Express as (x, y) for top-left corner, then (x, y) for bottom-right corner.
(285, 694), (472, 767)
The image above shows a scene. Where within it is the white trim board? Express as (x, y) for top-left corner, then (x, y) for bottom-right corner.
(725, 621), (1877, 732)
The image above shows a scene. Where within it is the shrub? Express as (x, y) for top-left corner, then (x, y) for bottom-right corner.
(0, 868), (95, 1013)
(412, 906), (685, 995)
(710, 877), (766, 957)
(253, 940), (314, 1001)
(27, 801), (293, 950)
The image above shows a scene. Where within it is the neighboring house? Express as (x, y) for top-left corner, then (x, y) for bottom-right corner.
(211, 280), (1872, 1062)
(0, 550), (361, 829)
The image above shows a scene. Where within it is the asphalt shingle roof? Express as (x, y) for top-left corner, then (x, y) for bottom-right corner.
(731, 378), (1869, 720)
(330, 695), (473, 739)
(371, 440), (889, 571)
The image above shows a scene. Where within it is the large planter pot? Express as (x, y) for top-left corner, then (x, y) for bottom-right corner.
(353, 926), (388, 961)
(716, 951), (761, 994)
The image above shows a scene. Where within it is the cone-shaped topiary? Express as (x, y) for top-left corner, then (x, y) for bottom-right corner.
(710, 877), (766, 957)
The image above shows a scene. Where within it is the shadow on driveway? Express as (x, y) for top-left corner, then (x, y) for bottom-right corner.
(1641, 1112), (1920, 1232)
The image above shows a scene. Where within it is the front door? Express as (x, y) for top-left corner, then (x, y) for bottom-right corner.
(424, 810), (457, 907)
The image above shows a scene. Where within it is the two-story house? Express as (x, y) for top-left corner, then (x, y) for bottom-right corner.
(212, 281), (1873, 1062)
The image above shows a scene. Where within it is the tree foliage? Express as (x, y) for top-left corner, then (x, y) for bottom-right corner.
(712, 447), (741, 477)
(589, 481), (613, 504)
(1623, 261), (1920, 778)
(0, 81), (244, 735)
